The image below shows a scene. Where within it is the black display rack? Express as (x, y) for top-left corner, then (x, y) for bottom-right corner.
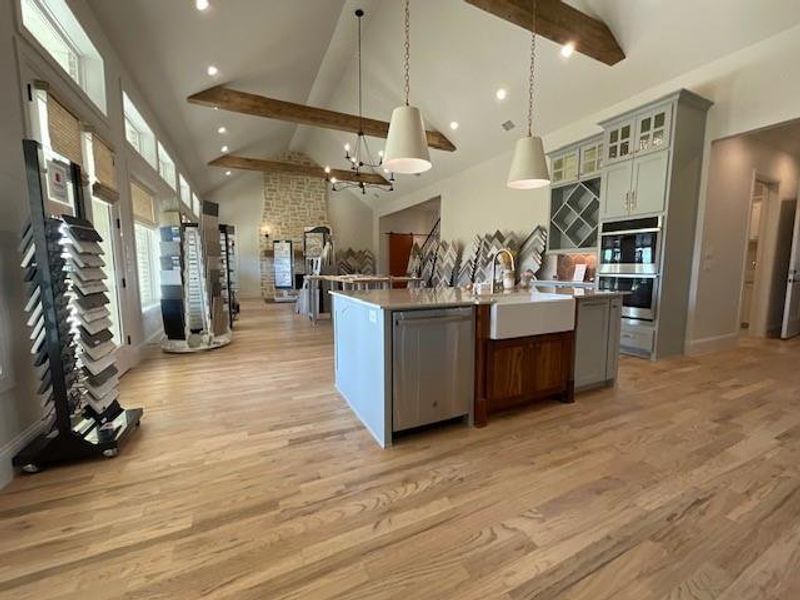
(13, 139), (142, 473)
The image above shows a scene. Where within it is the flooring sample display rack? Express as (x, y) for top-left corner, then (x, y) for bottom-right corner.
(13, 139), (142, 473)
(159, 206), (231, 353)
(219, 224), (239, 328)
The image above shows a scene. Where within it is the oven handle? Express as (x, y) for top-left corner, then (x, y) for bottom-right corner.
(600, 227), (661, 236)
(598, 273), (660, 279)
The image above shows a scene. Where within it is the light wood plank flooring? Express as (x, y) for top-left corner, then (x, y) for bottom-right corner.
(1, 300), (800, 599)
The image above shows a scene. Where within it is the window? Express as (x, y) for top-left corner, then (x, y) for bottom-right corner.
(179, 174), (190, 208)
(123, 92), (156, 168)
(20, 0), (106, 113)
(192, 193), (201, 218)
(131, 181), (160, 311)
(134, 224), (159, 310)
(157, 142), (176, 190)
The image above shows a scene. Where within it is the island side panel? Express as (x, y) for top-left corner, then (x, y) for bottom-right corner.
(474, 304), (491, 428)
(332, 295), (390, 447)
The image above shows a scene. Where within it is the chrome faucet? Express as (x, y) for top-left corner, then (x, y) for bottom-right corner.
(491, 248), (516, 292)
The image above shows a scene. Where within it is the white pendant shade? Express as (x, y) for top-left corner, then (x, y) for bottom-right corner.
(507, 135), (550, 189)
(383, 105), (432, 174)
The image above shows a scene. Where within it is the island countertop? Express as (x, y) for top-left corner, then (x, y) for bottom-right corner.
(329, 285), (625, 310)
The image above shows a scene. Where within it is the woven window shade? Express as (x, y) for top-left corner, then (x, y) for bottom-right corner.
(47, 97), (82, 166)
(131, 181), (156, 226)
(92, 136), (116, 190)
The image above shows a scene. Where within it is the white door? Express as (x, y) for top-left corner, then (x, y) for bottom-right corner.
(602, 160), (633, 219)
(91, 197), (133, 372)
(781, 198), (800, 338)
(630, 150), (669, 216)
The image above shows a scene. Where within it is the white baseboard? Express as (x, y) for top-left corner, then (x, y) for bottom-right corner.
(0, 419), (45, 490)
(686, 332), (739, 356)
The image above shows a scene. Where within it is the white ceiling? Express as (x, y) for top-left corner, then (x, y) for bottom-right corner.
(88, 0), (800, 198)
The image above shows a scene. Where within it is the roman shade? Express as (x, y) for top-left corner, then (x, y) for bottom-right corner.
(91, 135), (119, 203)
(131, 181), (156, 227)
(47, 96), (82, 167)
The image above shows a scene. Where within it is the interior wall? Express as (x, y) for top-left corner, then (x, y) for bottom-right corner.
(208, 172), (263, 299)
(691, 135), (799, 347)
(374, 150), (551, 257)
(0, 0), (207, 488)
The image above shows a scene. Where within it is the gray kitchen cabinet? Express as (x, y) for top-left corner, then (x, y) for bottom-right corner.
(634, 103), (672, 156)
(580, 139), (603, 178)
(604, 118), (636, 165)
(574, 296), (622, 390)
(605, 297), (622, 380)
(601, 160), (634, 219)
(551, 147), (580, 185)
(601, 148), (669, 218)
(630, 150), (669, 215)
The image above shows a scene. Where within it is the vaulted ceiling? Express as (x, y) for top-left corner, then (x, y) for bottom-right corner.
(88, 0), (800, 198)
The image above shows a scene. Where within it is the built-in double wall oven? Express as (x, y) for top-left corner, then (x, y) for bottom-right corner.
(598, 216), (662, 321)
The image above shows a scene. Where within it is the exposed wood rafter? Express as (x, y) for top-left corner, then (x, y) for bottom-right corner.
(210, 154), (390, 186)
(463, 0), (624, 66)
(189, 86), (456, 152)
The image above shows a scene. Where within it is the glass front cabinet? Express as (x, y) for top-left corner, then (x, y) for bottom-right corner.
(548, 135), (604, 252)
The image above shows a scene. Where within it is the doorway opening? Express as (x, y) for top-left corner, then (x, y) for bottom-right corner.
(709, 117), (800, 340)
(378, 197), (441, 284)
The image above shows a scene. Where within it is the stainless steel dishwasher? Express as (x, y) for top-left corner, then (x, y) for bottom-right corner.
(392, 307), (474, 432)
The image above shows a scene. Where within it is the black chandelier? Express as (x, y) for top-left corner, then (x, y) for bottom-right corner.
(327, 9), (394, 195)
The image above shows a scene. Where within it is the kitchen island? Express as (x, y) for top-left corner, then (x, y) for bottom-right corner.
(331, 286), (623, 446)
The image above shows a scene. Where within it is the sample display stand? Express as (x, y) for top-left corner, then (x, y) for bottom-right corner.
(159, 209), (231, 353)
(273, 239), (296, 302)
(219, 224), (239, 328)
(13, 139), (142, 473)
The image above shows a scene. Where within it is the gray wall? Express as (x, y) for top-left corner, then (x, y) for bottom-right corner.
(0, 0), (41, 487)
(692, 135), (799, 344)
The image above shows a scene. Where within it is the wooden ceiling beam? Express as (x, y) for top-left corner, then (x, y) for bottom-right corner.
(464, 0), (624, 66)
(209, 154), (391, 186)
(189, 86), (456, 152)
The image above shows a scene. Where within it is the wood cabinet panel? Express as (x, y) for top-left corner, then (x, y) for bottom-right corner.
(488, 342), (529, 401)
(476, 324), (575, 426)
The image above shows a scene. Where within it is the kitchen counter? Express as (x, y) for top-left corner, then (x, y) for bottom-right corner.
(329, 285), (623, 310)
(330, 285), (625, 446)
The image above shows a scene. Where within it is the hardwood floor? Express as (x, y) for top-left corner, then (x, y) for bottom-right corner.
(2, 300), (800, 599)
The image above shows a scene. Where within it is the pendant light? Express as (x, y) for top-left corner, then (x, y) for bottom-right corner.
(507, 0), (550, 189)
(383, 0), (432, 175)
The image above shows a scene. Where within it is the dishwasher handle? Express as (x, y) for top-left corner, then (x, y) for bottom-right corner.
(394, 307), (474, 325)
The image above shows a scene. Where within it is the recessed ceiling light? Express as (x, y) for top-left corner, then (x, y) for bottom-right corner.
(449, 121), (459, 130)
(207, 65), (219, 76)
(217, 126), (227, 134)
(195, 0), (210, 11)
(561, 42), (576, 58)
(225, 170), (232, 176)
(495, 88), (508, 101)
(220, 145), (229, 153)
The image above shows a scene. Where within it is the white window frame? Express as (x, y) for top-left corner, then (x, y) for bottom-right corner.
(179, 174), (191, 208)
(19, 0), (107, 113)
(134, 222), (160, 311)
(123, 92), (157, 169)
(192, 192), (201, 218)
(157, 142), (176, 190)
